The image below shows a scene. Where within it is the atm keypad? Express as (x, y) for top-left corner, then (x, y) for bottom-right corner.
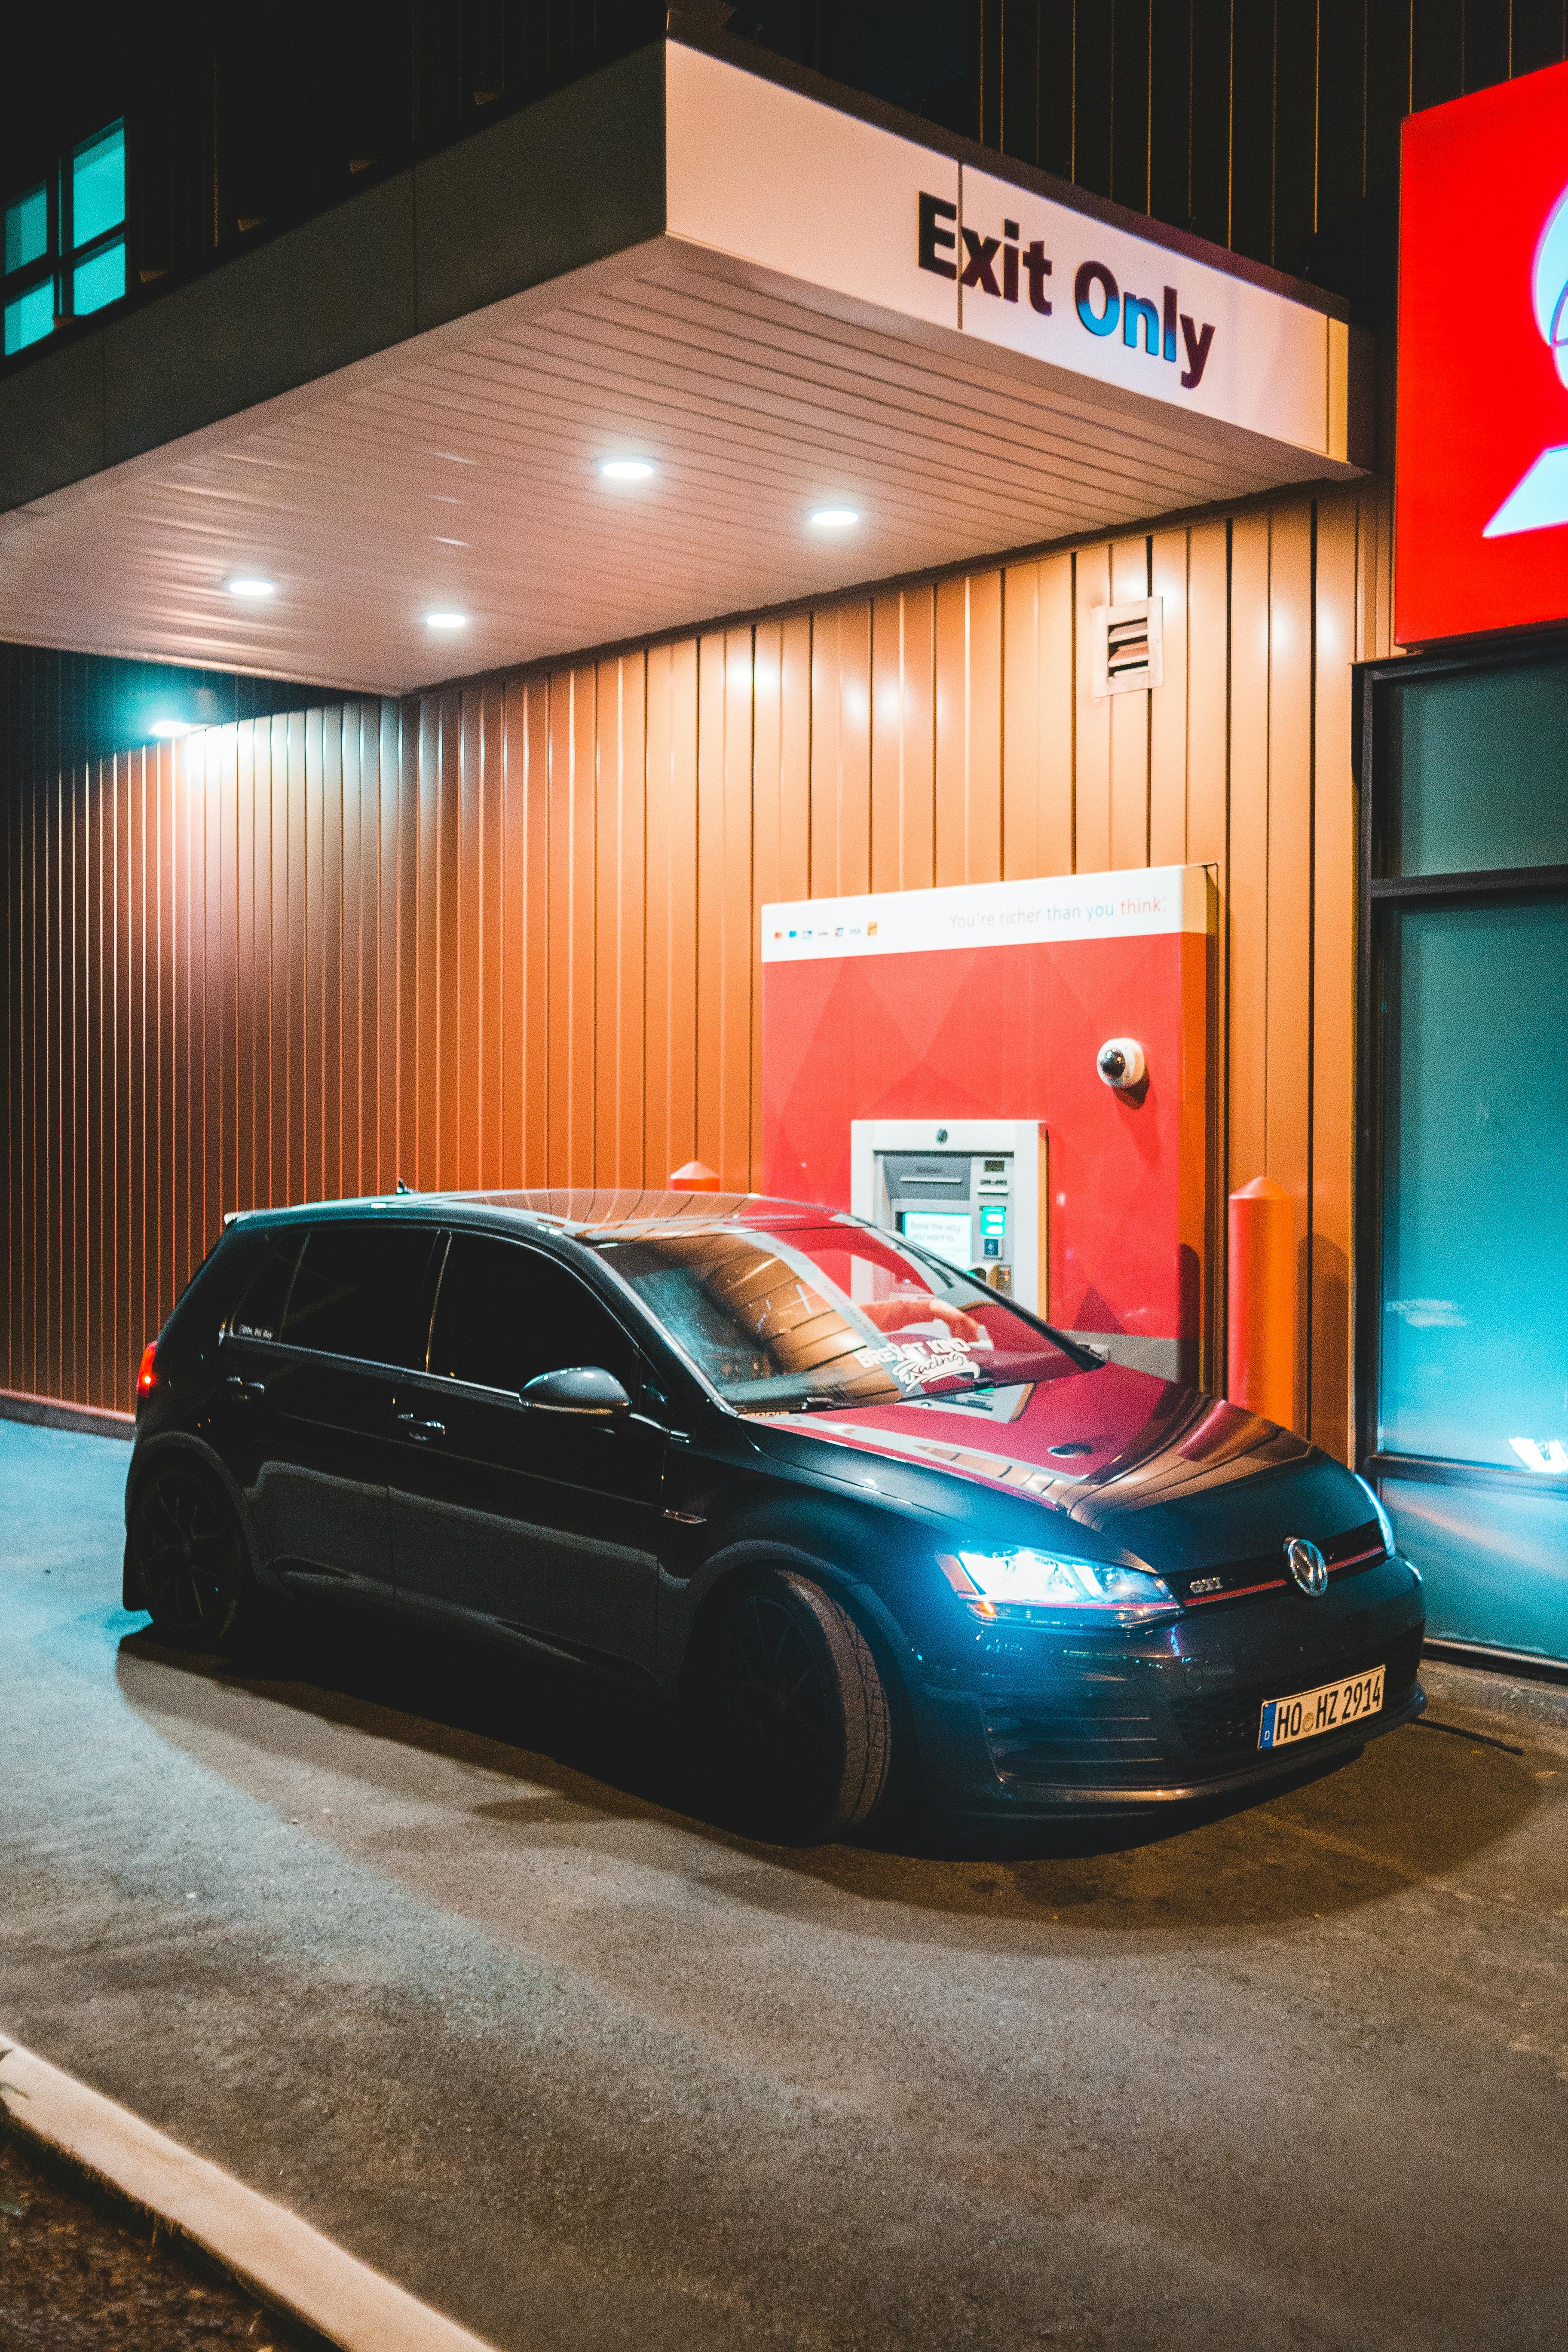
(879, 1146), (1017, 1292)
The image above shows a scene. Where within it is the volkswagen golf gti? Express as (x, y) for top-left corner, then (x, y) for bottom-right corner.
(124, 1188), (1425, 1840)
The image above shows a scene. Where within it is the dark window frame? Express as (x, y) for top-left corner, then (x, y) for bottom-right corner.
(1354, 630), (1568, 1503)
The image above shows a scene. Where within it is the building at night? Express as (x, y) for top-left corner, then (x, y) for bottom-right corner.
(2, 3), (1564, 1667)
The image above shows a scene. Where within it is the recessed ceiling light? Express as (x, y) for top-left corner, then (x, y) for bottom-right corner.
(150, 718), (196, 739)
(227, 576), (276, 599)
(433, 536), (469, 547)
(810, 508), (860, 529)
(600, 459), (655, 481)
(424, 610), (468, 631)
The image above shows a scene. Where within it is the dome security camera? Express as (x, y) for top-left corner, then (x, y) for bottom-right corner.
(1096, 1037), (1146, 1089)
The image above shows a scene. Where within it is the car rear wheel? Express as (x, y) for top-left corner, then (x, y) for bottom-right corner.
(130, 1464), (254, 1652)
(706, 1570), (894, 1841)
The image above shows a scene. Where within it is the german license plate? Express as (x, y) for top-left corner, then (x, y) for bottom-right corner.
(1259, 1666), (1385, 1750)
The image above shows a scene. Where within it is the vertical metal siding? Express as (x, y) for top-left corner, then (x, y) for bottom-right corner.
(2, 478), (1393, 1452)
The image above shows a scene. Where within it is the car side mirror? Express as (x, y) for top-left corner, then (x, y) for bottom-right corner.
(518, 1365), (631, 1417)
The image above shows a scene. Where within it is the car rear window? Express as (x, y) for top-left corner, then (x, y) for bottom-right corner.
(229, 1230), (304, 1342)
(278, 1222), (442, 1367)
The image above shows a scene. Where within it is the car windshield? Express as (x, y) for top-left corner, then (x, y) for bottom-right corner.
(591, 1221), (1091, 1413)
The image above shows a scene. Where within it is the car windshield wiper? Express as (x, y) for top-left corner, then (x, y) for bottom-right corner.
(739, 1390), (859, 1415)
(741, 1374), (998, 1416)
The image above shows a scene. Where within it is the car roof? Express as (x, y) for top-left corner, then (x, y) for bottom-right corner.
(228, 1186), (848, 1242)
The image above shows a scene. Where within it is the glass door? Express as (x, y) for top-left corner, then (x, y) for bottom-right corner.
(1361, 648), (1568, 1663)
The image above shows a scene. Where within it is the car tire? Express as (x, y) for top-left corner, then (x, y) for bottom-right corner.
(129, 1461), (256, 1653)
(706, 1569), (894, 1841)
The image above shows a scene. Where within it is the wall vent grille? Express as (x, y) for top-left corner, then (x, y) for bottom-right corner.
(1092, 597), (1164, 697)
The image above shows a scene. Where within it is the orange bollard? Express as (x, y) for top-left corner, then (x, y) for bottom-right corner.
(1227, 1176), (1296, 1430)
(669, 1159), (720, 1191)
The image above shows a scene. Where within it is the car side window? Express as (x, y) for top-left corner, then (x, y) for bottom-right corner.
(428, 1234), (638, 1396)
(279, 1222), (443, 1368)
(229, 1231), (304, 1342)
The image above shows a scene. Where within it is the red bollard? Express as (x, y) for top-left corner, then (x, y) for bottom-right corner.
(669, 1159), (720, 1192)
(1227, 1176), (1296, 1430)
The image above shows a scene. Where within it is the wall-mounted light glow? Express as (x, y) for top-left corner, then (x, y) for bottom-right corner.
(810, 508), (860, 529)
(227, 576), (276, 600)
(424, 610), (469, 631)
(149, 718), (196, 739)
(600, 459), (655, 481)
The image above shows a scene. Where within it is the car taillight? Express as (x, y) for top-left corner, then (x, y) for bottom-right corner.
(136, 1340), (158, 1399)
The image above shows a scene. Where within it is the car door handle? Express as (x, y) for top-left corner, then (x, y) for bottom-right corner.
(394, 1413), (446, 1444)
(224, 1375), (267, 1403)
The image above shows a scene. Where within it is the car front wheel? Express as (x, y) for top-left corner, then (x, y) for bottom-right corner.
(706, 1569), (894, 1841)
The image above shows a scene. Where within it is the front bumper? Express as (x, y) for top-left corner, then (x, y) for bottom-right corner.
(913, 1553), (1427, 1819)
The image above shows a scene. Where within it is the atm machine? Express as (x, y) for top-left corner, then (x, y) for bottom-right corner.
(850, 1120), (1048, 1315)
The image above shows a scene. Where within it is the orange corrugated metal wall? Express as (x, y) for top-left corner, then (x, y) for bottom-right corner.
(1, 480), (1397, 1453)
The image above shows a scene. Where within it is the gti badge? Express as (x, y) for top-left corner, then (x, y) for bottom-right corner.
(1284, 1537), (1329, 1596)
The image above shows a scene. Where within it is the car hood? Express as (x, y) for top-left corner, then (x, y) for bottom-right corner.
(752, 1364), (1380, 1576)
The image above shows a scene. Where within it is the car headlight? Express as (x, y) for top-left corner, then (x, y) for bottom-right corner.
(936, 1547), (1176, 1622)
(1353, 1473), (1400, 1561)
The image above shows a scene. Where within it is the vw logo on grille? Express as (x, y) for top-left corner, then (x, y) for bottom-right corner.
(1284, 1537), (1329, 1596)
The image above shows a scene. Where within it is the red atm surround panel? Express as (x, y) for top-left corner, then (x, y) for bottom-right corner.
(760, 867), (1213, 1378)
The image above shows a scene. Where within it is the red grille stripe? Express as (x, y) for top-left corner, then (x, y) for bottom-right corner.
(1186, 1577), (1289, 1605)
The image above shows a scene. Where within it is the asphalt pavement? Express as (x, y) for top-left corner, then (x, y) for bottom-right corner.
(2, 1419), (1565, 2352)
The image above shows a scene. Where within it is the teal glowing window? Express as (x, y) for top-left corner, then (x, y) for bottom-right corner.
(71, 124), (125, 248)
(73, 240), (125, 316)
(3, 281), (53, 355)
(4, 183), (46, 275)
(978, 1204), (1008, 1237)
(3, 118), (127, 359)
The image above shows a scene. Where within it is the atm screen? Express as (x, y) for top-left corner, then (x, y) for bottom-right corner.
(898, 1210), (973, 1268)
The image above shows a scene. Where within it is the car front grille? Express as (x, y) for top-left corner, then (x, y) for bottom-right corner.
(1174, 1519), (1388, 1608)
(982, 1628), (1424, 1792)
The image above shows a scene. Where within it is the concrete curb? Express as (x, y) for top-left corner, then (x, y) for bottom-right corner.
(0, 1386), (135, 1441)
(0, 2036), (505, 2352)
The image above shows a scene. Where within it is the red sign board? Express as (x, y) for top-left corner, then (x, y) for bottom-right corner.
(1398, 62), (1568, 643)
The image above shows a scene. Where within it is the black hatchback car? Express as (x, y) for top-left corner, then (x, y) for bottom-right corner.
(125, 1188), (1425, 1839)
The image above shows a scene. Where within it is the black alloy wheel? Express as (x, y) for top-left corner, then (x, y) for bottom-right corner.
(130, 1465), (251, 1651)
(710, 1570), (893, 1841)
